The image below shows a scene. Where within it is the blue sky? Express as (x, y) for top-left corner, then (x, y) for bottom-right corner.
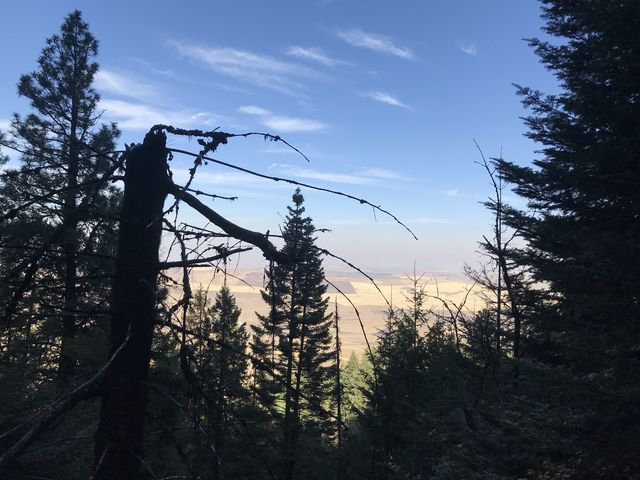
(0, 0), (558, 274)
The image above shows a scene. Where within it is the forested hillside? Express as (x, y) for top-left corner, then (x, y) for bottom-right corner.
(1, 1), (639, 479)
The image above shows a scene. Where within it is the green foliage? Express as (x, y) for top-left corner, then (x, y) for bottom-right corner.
(0, 10), (120, 479)
(251, 189), (335, 478)
(2, 3), (638, 478)
(498, 0), (640, 369)
(252, 188), (334, 412)
(0, 8), (120, 381)
(496, 0), (640, 474)
(341, 351), (369, 420)
(187, 285), (252, 478)
(352, 279), (464, 479)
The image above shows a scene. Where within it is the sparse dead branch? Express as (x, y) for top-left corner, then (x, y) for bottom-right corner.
(168, 148), (418, 240)
(0, 330), (130, 473)
(322, 277), (378, 385)
(151, 124), (309, 162)
(167, 182), (283, 262)
(159, 247), (253, 269)
(318, 248), (390, 309)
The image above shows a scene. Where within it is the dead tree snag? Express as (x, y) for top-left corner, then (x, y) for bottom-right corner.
(93, 130), (169, 479)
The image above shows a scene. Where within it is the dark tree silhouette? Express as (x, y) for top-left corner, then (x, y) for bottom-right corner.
(0, 10), (120, 381)
(93, 130), (168, 479)
(252, 189), (334, 480)
(189, 285), (249, 479)
(496, 0), (640, 474)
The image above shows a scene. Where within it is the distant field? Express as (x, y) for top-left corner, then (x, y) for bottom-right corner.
(170, 267), (478, 357)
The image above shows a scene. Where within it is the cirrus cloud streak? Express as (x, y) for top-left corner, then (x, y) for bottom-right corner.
(99, 99), (220, 130)
(287, 46), (348, 67)
(238, 105), (328, 133)
(362, 90), (410, 109)
(170, 40), (322, 94)
(337, 29), (415, 60)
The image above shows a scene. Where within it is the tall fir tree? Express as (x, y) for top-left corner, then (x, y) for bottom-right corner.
(188, 286), (249, 479)
(359, 280), (461, 479)
(496, 0), (640, 474)
(0, 10), (120, 382)
(0, 11), (120, 478)
(251, 189), (334, 480)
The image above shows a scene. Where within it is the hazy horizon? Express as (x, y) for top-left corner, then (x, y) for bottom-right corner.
(172, 266), (478, 357)
(1, 0), (556, 274)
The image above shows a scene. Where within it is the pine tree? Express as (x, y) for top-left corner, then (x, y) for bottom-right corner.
(358, 279), (463, 479)
(251, 262), (288, 410)
(0, 11), (121, 478)
(251, 189), (334, 480)
(190, 286), (249, 479)
(0, 10), (120, 381)
(333, 300), (343, 450)
(365, 303), (427, 472)
(341, 351), (368, 420)
(496, 0), (640, 474)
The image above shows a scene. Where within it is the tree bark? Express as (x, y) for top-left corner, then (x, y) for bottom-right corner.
(282, 267), (298, 480)
(335, 301), (342, 452)
(93, 130), (168, 479)
(59, 101), (80, 380)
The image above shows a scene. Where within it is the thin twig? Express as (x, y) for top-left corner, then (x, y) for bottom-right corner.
(151, 124), (309, 162)
(323, 277), (378, 385)
(0, 330), (131, 472)
(318, 248), (390, 308)
(159, 247), (252, 269)
(168, 148), (418, 240)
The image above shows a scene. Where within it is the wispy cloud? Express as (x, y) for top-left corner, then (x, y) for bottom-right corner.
(172, 168), (272, 187)
(264, 117), (327, 133)
(128, 57), (176, 77)
(442, 189), (459, 197)
(95, 69), (157, 99)
(238, 105), (272, 116)
(362, 90), (410, 109)
(99, 99), (220, 130)
(0, 119), (10, 131)
(410, 217), (452, 225)
(337, 29), (415, 60)
(129, 57), (253, 95)
(173, 165), (395, 198)
(459, 43), (478, 56)
(260, 145), (303, 156)
(360, 167), (410, 181)
(170, 41), (321, 93)
(171, 169), (303, 202)
(323, 218), (394, 226)
(238, 105), (328, 133)
(268, 163), (408, 186)
(286, 46), (347, 67)
(270, 164), (372, 185)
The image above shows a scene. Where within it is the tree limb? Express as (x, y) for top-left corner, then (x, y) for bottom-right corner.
(166, 182), (283, 262)
(0, 331), (130, 473)
(159, 247), (252, 269)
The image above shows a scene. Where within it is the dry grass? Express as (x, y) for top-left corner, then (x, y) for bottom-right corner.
(169, 267), (477, 357)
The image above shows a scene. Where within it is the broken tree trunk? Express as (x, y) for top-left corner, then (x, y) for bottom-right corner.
(93, 130), (168, 479)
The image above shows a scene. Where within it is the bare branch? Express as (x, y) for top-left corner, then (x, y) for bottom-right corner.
(181, 187), (237, 202)
(166, 182), (283, 262)
(323, 277), (378, 385)
(0, 331), (130, 472)
(151, 124), (309, 162)
(168, 148), (418, 240)
(159, 247), (252, 269)
(318, 248), (390, 308)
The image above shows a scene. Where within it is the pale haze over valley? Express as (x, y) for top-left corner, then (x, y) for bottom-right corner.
(0, 0), (555, 275)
